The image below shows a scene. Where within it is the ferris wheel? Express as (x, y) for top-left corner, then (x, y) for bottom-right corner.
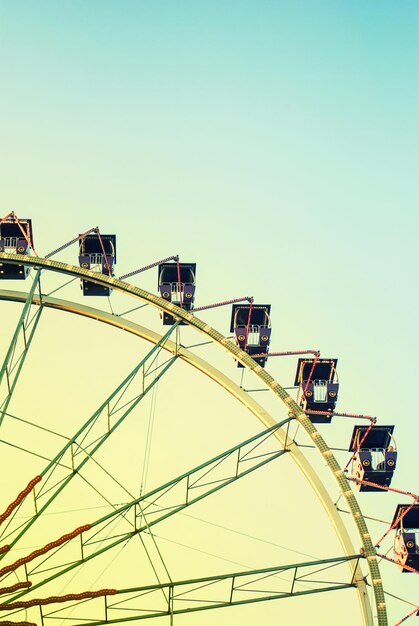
(0, 213), (417, 626)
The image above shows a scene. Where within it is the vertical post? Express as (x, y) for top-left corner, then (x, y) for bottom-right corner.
(169, 583), (174, 625)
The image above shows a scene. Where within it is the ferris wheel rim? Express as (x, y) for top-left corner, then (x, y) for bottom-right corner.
(0, 286), (373, 625)
(0, 252), (385, 625)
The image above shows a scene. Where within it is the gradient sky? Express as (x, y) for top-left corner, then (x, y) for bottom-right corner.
(0, 2), (418, 624)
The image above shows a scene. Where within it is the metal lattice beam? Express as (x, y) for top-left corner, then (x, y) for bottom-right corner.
(0, 555), (361, 625)
(6, 420), (291, 599)
(0, 271), (43, 427)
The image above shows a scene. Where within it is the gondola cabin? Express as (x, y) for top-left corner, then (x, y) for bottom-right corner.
(79, 233), (116, 296)
(158, 262), (196, 325)
(392, 504), (419, 573)
(230, 304), (271, 368)
(294, 358), (338, 423)
(0, 216), (33, 280)
(349, 425), (397, 492)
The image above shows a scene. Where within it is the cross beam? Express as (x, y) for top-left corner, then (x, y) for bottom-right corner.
(1, 555), (360, 625)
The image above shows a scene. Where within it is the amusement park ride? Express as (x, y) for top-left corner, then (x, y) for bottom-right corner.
(0, 211), (417, 626)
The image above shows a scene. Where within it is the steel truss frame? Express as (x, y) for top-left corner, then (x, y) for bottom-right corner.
(0, 252), (382, 625)
(2, 556), (361, 625)
(1, 419), (291, 605)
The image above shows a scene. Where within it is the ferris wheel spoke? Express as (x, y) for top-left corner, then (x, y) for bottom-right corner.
(5, 419), (291, 600)
(0, 555), (361, 625)
(0, 270), (43, 428)
(0, 323), (180, 550)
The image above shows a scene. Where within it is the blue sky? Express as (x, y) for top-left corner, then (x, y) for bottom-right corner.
(0, 1), (418, 624)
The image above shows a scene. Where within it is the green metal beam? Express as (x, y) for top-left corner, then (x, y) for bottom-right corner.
(0, 322), (180, 553)
(9, 420), (291, 599)
(0, 270), (42, 427)
(1, 555), (361, 625)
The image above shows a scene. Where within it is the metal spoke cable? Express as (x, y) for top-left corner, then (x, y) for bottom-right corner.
(144, 354), (176, 379)
(1, 429), (137, 507)
(54, 540), (130, 626)
(335, 505), (390, 526)
(0, 439), (70, 467)
(149, 532), (330, 593)
(4, 411), (69, 440)
(45, 276), (78, 297)
(143, 342), (173, 377)
(77, 474), (134, 521)
(106, 295), (115, 316)
(243, 386), (298, 393)
(77, 450), (136, 502)
(133, 352), (176, 605)
(384, 590), (418, 608)
(153, 531), (282, 574)
(178, 512), (318, 560)
(134, 531), (171, 605)
(183, 339), (217, 349)
(140, 357), (159, 497)
(134, 502), (173, 592)
(296, 442), (353, 453)
(5, 503), (319, 563)
(116, 302), (149, 317)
